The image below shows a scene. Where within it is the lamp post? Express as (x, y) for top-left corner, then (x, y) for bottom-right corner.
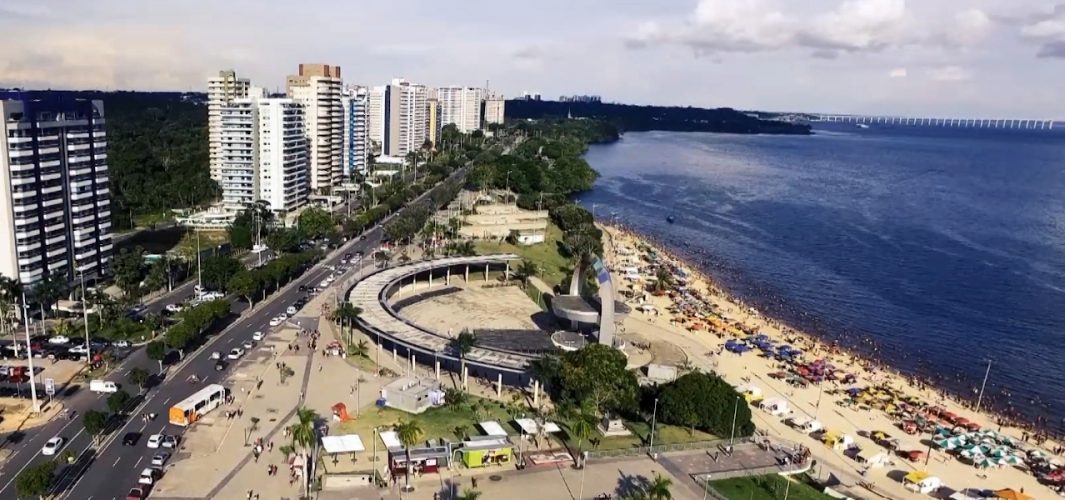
(20, 292), (39, 413)
(648, 397), (659, 457)
(77, 268), (91, 366)
(729, 395), (740, 447)
(702, 474), (711, 500)
(578, 451), (588, 500)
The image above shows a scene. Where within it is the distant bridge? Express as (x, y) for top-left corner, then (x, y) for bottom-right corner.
(812, 114), (1056, 130)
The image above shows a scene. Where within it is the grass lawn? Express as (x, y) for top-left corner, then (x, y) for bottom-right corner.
(474, 223), (572, 287)
(710, 475), (834, 500)
(133, 211), (174, 228)
(336, 395), (516, 443)
(176, 230), (229, 258)
(558, 419), (718, 452)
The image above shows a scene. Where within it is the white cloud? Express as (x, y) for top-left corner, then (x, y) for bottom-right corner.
(803, 0), (909, 51)
(889, 67), (908, 78)
(928, 65), (970, 82)
(1020, 4), (1065, 58)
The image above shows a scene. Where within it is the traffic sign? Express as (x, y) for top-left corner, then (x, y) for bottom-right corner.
(44, 377), (55, 396)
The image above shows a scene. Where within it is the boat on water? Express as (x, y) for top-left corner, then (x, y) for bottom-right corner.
(667, 215), (676, 223)
(856, 123), (870, 129)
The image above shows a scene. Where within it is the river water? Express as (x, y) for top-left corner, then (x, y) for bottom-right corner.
(580, 125), (1065, 432)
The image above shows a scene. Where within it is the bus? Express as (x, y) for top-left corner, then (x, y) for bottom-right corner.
(169, 384), (228, 426)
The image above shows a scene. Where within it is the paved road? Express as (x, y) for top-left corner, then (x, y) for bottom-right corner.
(31, 170), (462, 500)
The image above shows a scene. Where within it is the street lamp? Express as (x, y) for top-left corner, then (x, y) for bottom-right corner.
(648, 397), (659, 457)
(76, 265), (91, 366)
(729, 395), (740, 448)
(20, 292), (40, 413)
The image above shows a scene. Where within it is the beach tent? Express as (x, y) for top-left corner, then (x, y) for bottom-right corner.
(759, 397), (789, 416)
(856, 449), (889, 468)
(735, 384), (763, 401)
(902, 471), (942, 494)
(992, 489), (1033, 500)
(786, 417), (823, 433)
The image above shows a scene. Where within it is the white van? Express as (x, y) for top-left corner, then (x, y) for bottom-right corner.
(89, 380), (118, 393)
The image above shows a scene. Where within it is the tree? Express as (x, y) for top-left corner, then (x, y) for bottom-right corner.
(561, 225), (603, 260)
(331, 303), (361, 343)
(107, 389), (132, 414)
(33, 273), (69, 316)
(653, 267), (673, 294)
(200, 254), (242, 291)
(550, 204), (594, 232)
(83, 409), (108, 442)
(228, 203), (273, 250)
(146, 341), (167, 372)
(15, 460), (56, 499)
(393, 419), (423, 492)
(111, 247), (147, 297)
(646, 473), (673, 500)
(227, 270), (262, 308)
(297, 207), (336, 241)
(347, 340), (369, 358)
(457, 488), (482, 500)
(288, 407), (320, 496)
(0, 277), (22, 348)
(443, 387), (468, 409)
(653, 372), (754, 437)
(129, 367), (150, 388)
(556, 344), (638, 416)
(514, 259), (540, 289)
(564, 402), (598, 464)
(449, 331), (478, 391)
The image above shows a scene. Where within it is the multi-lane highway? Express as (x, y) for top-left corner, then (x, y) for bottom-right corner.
(0, 167), (463, 499)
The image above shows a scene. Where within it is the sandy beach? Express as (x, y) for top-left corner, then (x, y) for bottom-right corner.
(599, 222), (1063, 499)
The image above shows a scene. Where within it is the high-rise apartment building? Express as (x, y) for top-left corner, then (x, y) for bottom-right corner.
(286, 64), (342, 193)
(437, 86), (486, 133)
(341, 87), (369, 178)
(219, 89), (309, 215)
(484, 93), (505, 126)
(426, 98), (440, 146)
(208, 70), (251, 183)
(0, 92), (113, 286)
(368, 79), (429, 158)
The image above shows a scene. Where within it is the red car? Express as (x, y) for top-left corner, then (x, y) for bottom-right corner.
(127, 483), (152, 499)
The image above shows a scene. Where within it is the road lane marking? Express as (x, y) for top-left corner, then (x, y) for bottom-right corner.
(134, 456), (142, 468)
(162, 397), (171, 405)
(112, 456), (120, 467)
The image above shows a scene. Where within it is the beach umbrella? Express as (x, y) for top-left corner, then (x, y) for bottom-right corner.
(1002, 455), (1023, 466)
(933, 438), (952, 449)
(975, 457), (996, 469)
(992, 488), (1032, 500)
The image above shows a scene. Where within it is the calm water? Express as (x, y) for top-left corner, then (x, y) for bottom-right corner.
(580, 126), (1065, 431)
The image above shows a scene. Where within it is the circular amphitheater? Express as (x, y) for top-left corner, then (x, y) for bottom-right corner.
(348, 254), (549, 385)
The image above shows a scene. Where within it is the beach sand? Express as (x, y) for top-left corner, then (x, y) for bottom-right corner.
(600, 223), (1060, 499)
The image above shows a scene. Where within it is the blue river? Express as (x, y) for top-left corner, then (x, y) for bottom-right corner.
(580, 125), (1065, 432)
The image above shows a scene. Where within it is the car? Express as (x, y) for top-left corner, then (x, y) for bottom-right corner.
(150, 451), (171, 467)
(269, 317), (282, 327)
(200, 291), (224, 301)
(277, 313), (288, 321)
(285, 306), (297, 316)
(161, 435), (179, 448)
(114, 339), (131, 348)
(147, 434), (163, 449)
(41, 436), (64, 455)
(127, 485), (151, 500)
(0, 366), (8, 377)
(242, 340), (255, 350)
(69, 345), (89, 355)
(47, 335), (70, 345)
(252, 331), (265, 341)
(164, 303), (185, 313)
(318, 279), (330, 289)
(210, 351), (222, 360)
(138, 467), (160, 485)
(123, 432), (142, 446)
(227, 348), (245, 360)
(214, 360), (227, 371)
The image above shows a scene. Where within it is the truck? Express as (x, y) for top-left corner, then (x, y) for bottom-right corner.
(89, 380), (118, 393)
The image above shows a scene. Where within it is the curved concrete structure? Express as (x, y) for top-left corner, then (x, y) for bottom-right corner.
(348, 255), (538, 382)
(551, 256), (625, 345)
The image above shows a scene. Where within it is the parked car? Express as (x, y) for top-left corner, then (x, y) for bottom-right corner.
(90, 380), (119, 393)
(113, 339), (131, 348)
(210, 351), (222, 360)
(150, 452), (170, 467)
(146, 434), (163, 449)
(252, 331), (265, 341)
(48, 336), (71, 345)
(214, 360), (227, 371)
(285, 306), (297, 316)
(41, 436), (65, 455)
(242, 340), (255, 350)
(138, 467), (160, 485)
(227, 348), (245, 360)
(269, 317), (283, 327)
(161, 435), (179, 448)
(69, 345), (89, 355)
(164, 303), (184, 313)
(126, 484), (151, 500)
(123, 432), (142, 446)
(277, 313), (288, 321)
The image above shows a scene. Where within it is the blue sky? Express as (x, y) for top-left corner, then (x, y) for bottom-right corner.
(0, 0), (1062, 118)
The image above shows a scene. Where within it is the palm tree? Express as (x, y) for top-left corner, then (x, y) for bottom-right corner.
(0, 277), (20, 353)
(514, 259), (540, 289)
(449, 331), (477, 391)
(645, 473), (673, 500)
(393, 419), (423, 492)
(288, 407), (320, 496)
(457, 488), (482, 500)
(331, 303), (362, 344)
(566, 402), (597, 465)
(653, 267), (673, 294)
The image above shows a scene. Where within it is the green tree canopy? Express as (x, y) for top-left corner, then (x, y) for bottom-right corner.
(16, 460), (56, 498)
(652, 372), (754, 438)
(298, 207), (336, 241)
(554, 344), (638, 416)
(200, 254), (242, 291)
(83, 409), (109, 438)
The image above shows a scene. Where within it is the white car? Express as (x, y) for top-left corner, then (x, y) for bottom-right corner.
(269, 317), (283, 327)
(113, 340), (131, 348)
(69, 345), (89, 355)
(200, 291), (224, 301)
(227, 348), (245, 360)
(242, 340), (255, 350)
(138, 467), (160, 485)
(151, 451), (170, 467)
(285, 306), (297, 316)
(210, 351), (222, 360)
(41, 436), (65, 455)
(48, 336), (70, 345)
(277, 313), (288, 321)
(147, 434), (163, 449)
(165, 303), (185, 313)
(252, 331), (265, 341)
(318, 279), (330, 289)
(161, 435), (179, 448)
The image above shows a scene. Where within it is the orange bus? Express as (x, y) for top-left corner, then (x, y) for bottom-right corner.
(169, 384), (227, 426)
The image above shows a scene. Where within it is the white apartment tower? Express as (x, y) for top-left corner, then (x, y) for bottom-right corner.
(368, 79), (430, 158)
(0, 92), (113, 286)
(286, 64), (342, 193)
(219, 89), (309, 215)
(208, 70), (251, 183)
(437, 86), (486, 133)
(341, 87), (369, 178)
(484, 93), (505, 126)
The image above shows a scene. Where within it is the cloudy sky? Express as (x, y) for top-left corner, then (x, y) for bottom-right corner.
(1, 0), (1062, 117)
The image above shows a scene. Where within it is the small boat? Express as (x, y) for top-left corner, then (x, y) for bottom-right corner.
(666, 215), (676, 224)
(856, 123), (870, 129)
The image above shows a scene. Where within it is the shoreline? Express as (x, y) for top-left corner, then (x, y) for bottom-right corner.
(598, 220), (1061, 441)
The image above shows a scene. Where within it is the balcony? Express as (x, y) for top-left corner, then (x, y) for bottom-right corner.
(67, 131), (90, 140)
(46, 234), (65, 246)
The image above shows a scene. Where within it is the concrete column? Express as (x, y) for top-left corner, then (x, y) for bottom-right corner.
(410, 354), (416, 375)
(412, 275), (416, 293)
(484, 263), (489, 281)
(505, 261), (510, 281)
(533, 380), (540, 407)
(496, 373), (503, 398)
(462, 365), (469, 391)
(435, 359), (440, 380)
(392, 347), (397, 362)
(429, 268), (433, 288)
(446, 267), (451, 286)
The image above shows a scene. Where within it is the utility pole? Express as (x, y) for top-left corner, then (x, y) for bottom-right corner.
(648, 397), (659, 457)
(729, 395), (740, 447)
(79, 269), (91, 366)
(196, 231), (203, 291)
(20, 292), (39, 413)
